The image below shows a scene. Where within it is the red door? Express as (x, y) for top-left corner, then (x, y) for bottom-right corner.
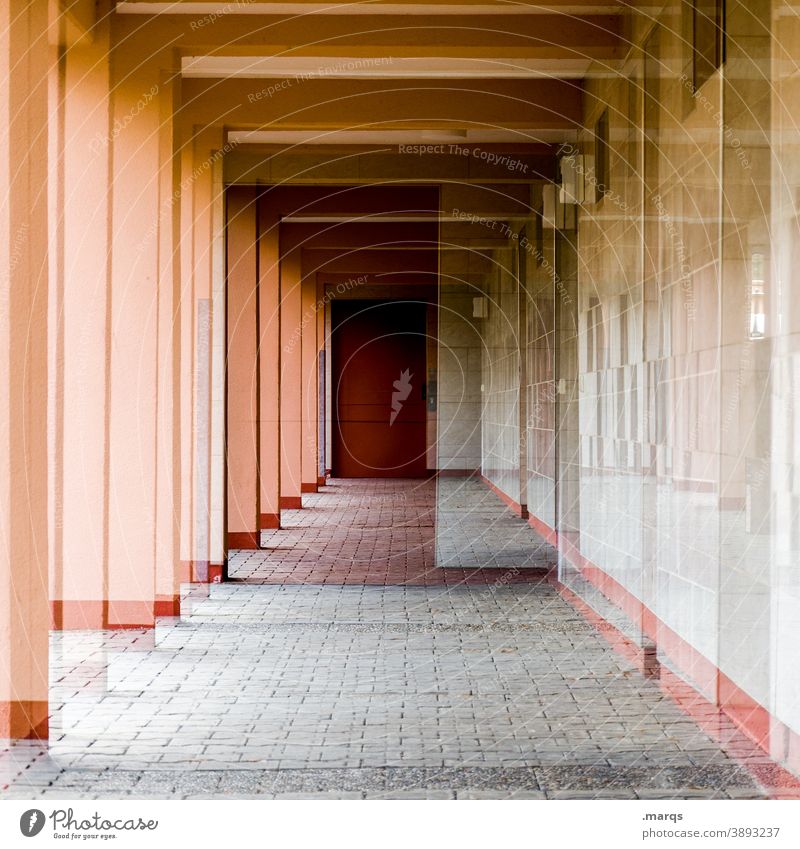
(332, 300), (428, 477)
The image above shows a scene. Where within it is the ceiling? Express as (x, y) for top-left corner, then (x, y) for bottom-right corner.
(112, 0), (625, 149)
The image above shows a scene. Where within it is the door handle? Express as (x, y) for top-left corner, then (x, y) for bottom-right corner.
(426, 378), (437, 412)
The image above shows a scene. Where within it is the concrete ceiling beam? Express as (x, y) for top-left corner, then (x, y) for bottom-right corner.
(111, 11), (622, 61)
(182, 77), (582, 132)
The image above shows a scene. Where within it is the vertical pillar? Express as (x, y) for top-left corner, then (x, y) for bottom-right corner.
(179, 133), (200, 581)
(0, 0), (50, 737)
(316, 276), (327, 487)
(47, 34), (65, 627)
(154, 70), (182, 615)
(209, 147), (226, 578)
(182, 130), (226, 583)
(54, 21), (112, 628)
(301, 269), (318, 493)
(517, 237), (529, 519)
(226, 187), (259, 549)
(106, 56), (161, 627)
(258, 199), (281, 529)
(324, 291), (333, 478)
(280, 249), (303, 509)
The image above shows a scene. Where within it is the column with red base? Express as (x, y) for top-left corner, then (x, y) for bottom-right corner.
(0, 0), (50, 738)
(226, 187), (260, 551)
(258, 197), (282, 531)
(280, 248), (304, 510)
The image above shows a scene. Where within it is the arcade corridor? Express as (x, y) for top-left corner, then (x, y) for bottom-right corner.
(3, 0), (800, 809)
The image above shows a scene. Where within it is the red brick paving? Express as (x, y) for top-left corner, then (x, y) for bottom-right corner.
(229, 478), (550, 586)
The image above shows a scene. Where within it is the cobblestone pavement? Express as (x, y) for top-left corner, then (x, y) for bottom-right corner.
(436, 476), (556, 570)
(231, 477), (553, 583)
(0, 480), (784, 800)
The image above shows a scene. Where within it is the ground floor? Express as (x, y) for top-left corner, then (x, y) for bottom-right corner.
(1, 480), (792, 800)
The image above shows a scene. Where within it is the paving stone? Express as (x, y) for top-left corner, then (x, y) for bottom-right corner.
(0, 480), (783, 800)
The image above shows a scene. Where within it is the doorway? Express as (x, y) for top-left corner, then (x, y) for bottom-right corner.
(332, 299), (428, 477)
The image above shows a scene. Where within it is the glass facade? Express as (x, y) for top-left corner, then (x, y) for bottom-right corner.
(435, 0), (800, 770)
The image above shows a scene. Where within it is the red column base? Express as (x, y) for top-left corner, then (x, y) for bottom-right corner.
(106, 600), (156, 630)
(259, 512), (280, 530)
(227, 531), (260, 549)
(51, 600), (105, 629)
(50, 600), (167, 630)
(279, 496), (302, 509)
(154, 594), (181, 617)
(0, 701), (49, 740)
(301, 482), (318, 493)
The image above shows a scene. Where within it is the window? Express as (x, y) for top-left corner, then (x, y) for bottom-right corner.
(594, 109), (610, 203)
(626, 74), (638, 174)
(693, 0), (724, 91)
(619, 292), (629, 367)
(587, 297), (607, 372)
(643, 27), (661, 285)
(683, 0), (724, 109)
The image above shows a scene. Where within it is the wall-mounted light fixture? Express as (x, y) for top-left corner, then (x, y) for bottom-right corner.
(749, 251), (766, 339)
(559, 154), (585, 204)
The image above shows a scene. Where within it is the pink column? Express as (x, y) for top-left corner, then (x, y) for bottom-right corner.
(0, 0), (50, 738)
(178, 135), (201, 582)
(301, 269), (319, 493)
(316, 275), (327, 487)
(180, 131), (221, 583)
(226, 187), (259, 549)
(153, 71), (181, 615)
(258, 200), (281, 529)
(105, 59), (162, 628)
(280, 248), (303, 509)
(53, 23), (112, 628)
